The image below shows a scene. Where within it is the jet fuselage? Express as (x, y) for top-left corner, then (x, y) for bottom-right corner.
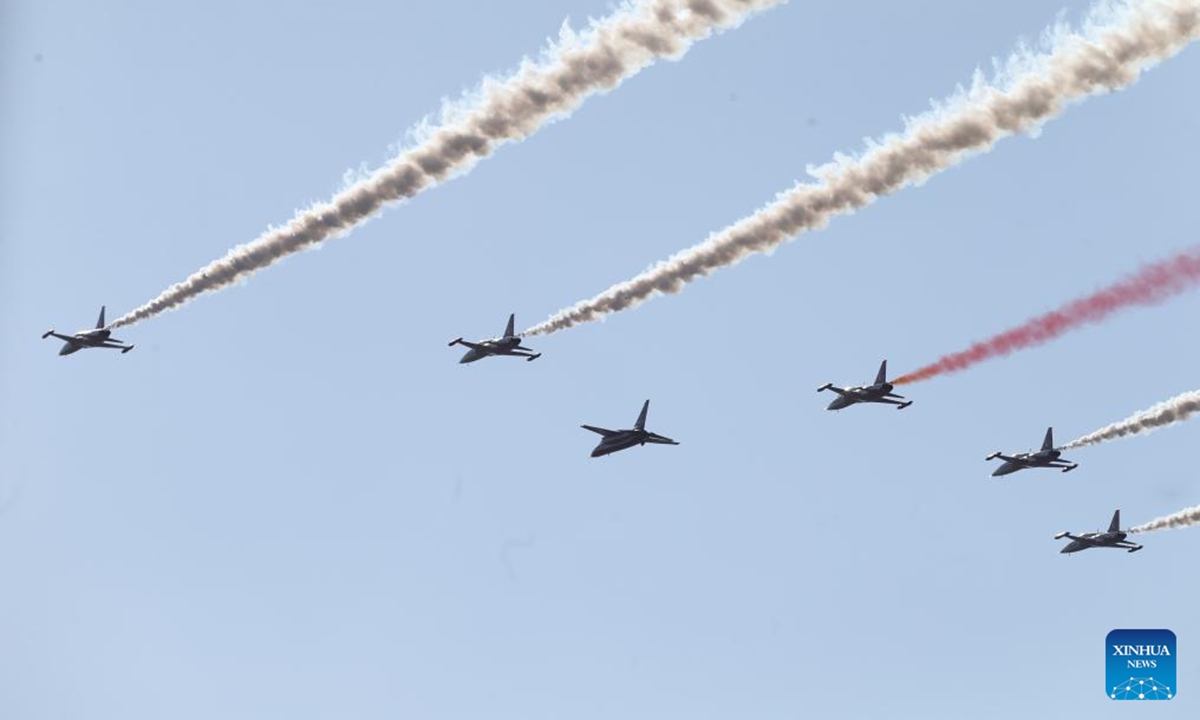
(57, 328), (113, 355)
(458, 336), (521, 363)
(1060, 530), (1128, 553)
(825, 382), (893, 410)
(590, 430), (654, 458)
(991, 449), (1062, 476)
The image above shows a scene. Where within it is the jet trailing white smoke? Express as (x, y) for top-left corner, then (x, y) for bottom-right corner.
(526, 0), (1200, 335)
(112, 0), (782, 328)
(1129, 503), (1200, 533)
(1063, 389), (1200, 448)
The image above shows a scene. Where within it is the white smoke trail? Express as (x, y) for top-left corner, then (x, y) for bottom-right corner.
(526, 0), (1200, 335)
(112, 0), (782, 328)
(1063, 389), (1200, 448)
(1130, 503), (1200, 533)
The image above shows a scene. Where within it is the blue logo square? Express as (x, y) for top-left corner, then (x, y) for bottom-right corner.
(1107, 629), (1176, 700)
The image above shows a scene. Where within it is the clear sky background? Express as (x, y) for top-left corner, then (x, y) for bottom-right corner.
(2, 1), (1198, 718)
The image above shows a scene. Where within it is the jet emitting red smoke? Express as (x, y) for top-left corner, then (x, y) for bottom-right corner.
(894, 247), (1200, 385)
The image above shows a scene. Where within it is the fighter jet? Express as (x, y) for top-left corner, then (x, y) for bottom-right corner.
(448, 313), (541, 363)
(1055, 509), (1143, 554)
(817, 360), (912, 410)
(41, 306), (134, 356)
(985, 427), (1077, 476)
(582, 399), (679, 458)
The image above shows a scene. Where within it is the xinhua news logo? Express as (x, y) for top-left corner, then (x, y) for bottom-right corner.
(1106, 629), (1176, 700)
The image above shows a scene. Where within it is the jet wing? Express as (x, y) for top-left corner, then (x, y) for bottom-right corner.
(581, 425), (617, 437)
(644, 432), (679, 445)
(42, 331), (77, 342)
(454, 339), (491, 352)
(1056, 532), (1096, 545)
(990, 453), (1026, 464)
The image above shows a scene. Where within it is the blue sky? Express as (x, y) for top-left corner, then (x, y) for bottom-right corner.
(2, 1), (1198, 718)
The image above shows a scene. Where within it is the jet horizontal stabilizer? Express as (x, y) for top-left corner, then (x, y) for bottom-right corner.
(645, 432), (679, 445)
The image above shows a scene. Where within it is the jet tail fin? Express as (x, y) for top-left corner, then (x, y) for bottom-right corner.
(1109, 509), (1121, 533)
(635, 399), (649, 431)
(503, 313), (516, 339)
(875, 359), (887, 385)
(1042, 427), (1054, 452)
(96, 305), (107, 329)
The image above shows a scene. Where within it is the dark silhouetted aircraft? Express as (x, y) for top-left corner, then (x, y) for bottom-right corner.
(817, 360), (911, 410)
(986, 427), (1077, 476)
(1055, 509), (1143, 554)
(448, 314), (540, 363)
(582, 399), (679, 458)
(42, 306), (134, 356)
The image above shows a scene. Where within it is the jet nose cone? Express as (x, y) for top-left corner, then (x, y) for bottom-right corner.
(991, 464), (1013, 477)
(1060, 545), (1072, 554)
(58, 344), (73, 356)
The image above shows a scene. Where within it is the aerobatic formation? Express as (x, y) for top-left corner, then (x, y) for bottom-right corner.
(45, 0), (1200, 555)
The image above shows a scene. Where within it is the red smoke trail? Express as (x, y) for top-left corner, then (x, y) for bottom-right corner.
(894, 247), (1200, 385)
